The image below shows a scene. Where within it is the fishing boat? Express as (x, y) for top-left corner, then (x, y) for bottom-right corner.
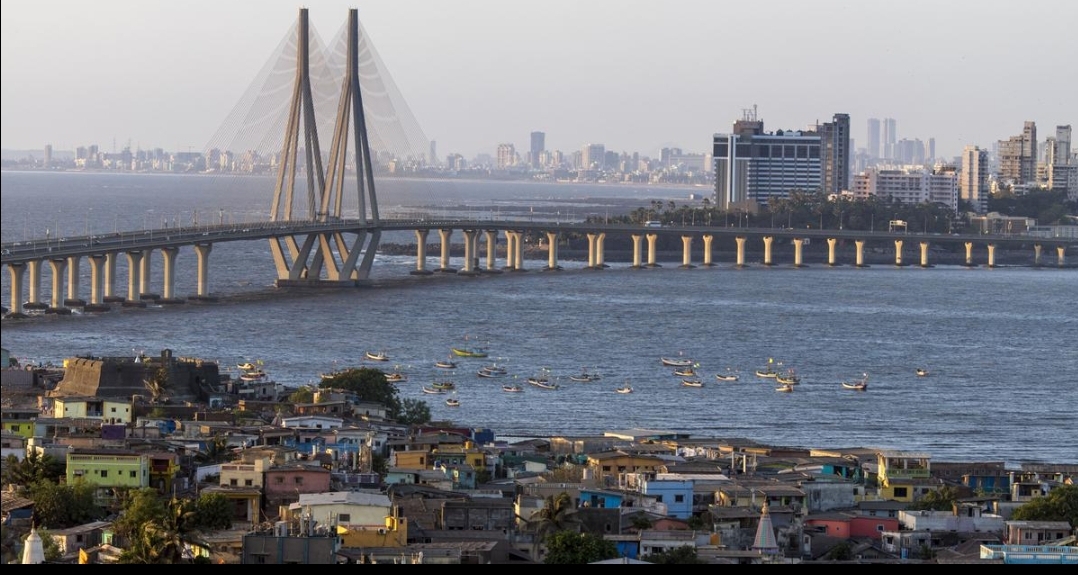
(237, 362), (256, 371)
(385, 371), (406, 383)
(842, 373), (869, 391)
(776, 383), (795, 393)
(776, 368), (801, 386)
(435, 358), (458, 369)
(431, 381), (456, 391)
(501, 384), (524, 393)
(715, 370), (739, 382)
(240, 370), (267, 381)
(445, 397), (460, 407)
(660, 356), (694, 368)
(755, 358), (778, 378)
(421, 386), (446, 394)
(915, 367), (929, 377)
(526, 369), (559, 390)
(477, 362), (508, 378)
(672, 366), (697, 377)
(365, 350), (389, 362)
(451, 347), (488, 358)
(681, 379), (704, 388)
(615, 385), (634, 394)
(568, 368), (601, 382)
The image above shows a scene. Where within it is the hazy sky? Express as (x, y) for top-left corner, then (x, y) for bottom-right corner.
(2, 0), (1075, 161)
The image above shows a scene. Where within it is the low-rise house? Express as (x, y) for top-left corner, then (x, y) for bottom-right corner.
(51, 396), (133, 425)
(263, 463), (332, 518)
(279, 414), (344, 431)
(65, 448), (150, 506)
(803, 510), (900, 540)
(47, 520), (111, 558)
(1, 430), (27, 461)
(1, 491), (35, 526)
(587, 450), (668, 488)
(1, 407), (40, 440)
(441, 497), (515, 532)
(437, 462), (477, 490)
(1004, 520), (1073, 546)
(877, 450), (933, 502)
(289, 490), (407, 548)
(638, 528), (698, 556)
(900, 508), (1004, 535)
(241, 522), (338, 565)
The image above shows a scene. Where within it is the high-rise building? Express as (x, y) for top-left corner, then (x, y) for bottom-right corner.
(429, 140), (437, 167)
(866, 118), (881, 159)
(998, 121), (1038, 184)
(43, 144), (53, 169)
(820, 113), (850, 194)
(496, 143), (516, 169)
(883, 118), (897, 160)
(960, 146), (989, 213)
(1055, 125), (1072, 165)
(530, 131), (545, 169)
(581, 143), (605, 170)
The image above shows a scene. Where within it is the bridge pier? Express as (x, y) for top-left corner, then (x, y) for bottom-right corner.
(485, 230), (502, 274)
(793, 239), (804, 268)
(1058, 246), (1066, 267)
(1034, 244), (1042, 267)
(920, 242), (931, 268)
(894, 240), (904, 267)
(139, 248), (159, 300)
(48, 259), (69, 314)
(103, 252), (123, 302)
(85, 255), (109, 312)
(192, 243), (215, 301)
(24, 260), (46, 311)
(411, 230), (432, 275)
(6, 263), (26, 317)
(855, 240), (866, 268)
(680, 235), (695, 269)
(586, 233), (600, 269)
(630, 234), (644, 269)
(458, 230), (479, 276)
(702, 234), (714, 267)
(646, 233), (660, 268)
(437, 229), (455, 273)
(762, 236), (773, 266)
(596, 232), (607, 268)
(964, 241), (975, 267)
(160, 247), (183, 303)
(503, 231), (517, 271)
(511, 231), (526, 272)
(735, 237), (747, 267)
(827, 238), (838, 266)
(987, 244), (996, 268)
(125, 251), (146, 307)
(65, 255), (86, 307)
(544, 231), (561, 271)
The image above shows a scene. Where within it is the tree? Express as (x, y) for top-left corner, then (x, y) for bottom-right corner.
(116, 492), (208, 564)
(395, 397), (432, 425)
(193, 493), (233, 530)
(641, 544), (706, 564)
(543, 531), (619, 564)
(28, 479), (104, 529)
(3, 451), (66, 487)
(826, 541), (853, 560)
(287, 386), (314, 404)
(29, 529), (63, 563)
(910, 485), (961, 511)
(113, 488), (169, 541)
(522, 491), (581, 561)
(1010, 484), (1078, 525)
(629, 513), (652, 532)
(319, 367), (402, 416)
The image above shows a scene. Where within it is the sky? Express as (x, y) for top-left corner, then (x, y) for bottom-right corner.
(2, 0), (1075, 162)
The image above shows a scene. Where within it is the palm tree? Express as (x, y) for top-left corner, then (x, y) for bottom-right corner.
(118, 497), (206, 563)
(522, 492), (581, 561)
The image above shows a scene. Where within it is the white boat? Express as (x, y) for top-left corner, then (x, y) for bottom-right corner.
(776, 383), (795, 393)
(673, 366), (697, 377)
(501, 384), (524, 393)
(842, 373), (869, 391)
(421, 386), (446, 394)
(385, 371), (406, 383)
(365, 350), (389, 362)
(435, 359), (458, 369)
(237, 362), (256, 371)
(681, 379), (704, 388)
(445, 397), (460, 407)
(568, 368), (601, 382)
(615, 385), (634, 394)
(915, 368), (929, 377)
(715, 370), (739, 382)
(660, 356), (694, 368)
(478, 363), (508, 378)
(776, 368), (801, 386)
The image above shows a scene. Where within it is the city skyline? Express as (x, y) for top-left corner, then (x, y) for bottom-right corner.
(2, 0), (1076, 161)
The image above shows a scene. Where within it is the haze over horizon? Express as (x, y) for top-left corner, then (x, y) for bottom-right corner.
(2, 0), (1074, 162)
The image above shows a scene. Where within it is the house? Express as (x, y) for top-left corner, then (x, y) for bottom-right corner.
(263, 464), (332, 518)
(241, 523), (338, 564)
(1004, 520), (1073, 546)
(1, 407), (40, 440)
(877, 450), (933, 502)
(47, 520), (112, 558)
(65, 448), (150, 506)
(587, 450), (668, 487)
(289, 490), (407, 548)
(804, 511), (900, 540)
(636, 475), (694, 519)
(900, 508), (1004, 535)
(1, 430), (27, 461)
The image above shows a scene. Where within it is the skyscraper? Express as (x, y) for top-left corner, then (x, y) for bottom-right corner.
(820, 113), (851, 194)
(961, 146), (988, 213)
(998, 121), (1038, 184)
(530, 131), (545, 169)
(883, 118), (897, 160)
(866, 118), (881, 159)
(1055, 125), (1072, 165)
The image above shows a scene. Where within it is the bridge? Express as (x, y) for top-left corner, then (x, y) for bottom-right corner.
(1, 8), (1074, 317)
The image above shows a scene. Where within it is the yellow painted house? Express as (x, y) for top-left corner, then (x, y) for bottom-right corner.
(52, 396), (133, 425)
(66, 449), (150, 504)
(0, 408), (40, 440)
(587, 451), (668, 484)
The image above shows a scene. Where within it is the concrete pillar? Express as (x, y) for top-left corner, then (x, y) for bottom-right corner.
(139, 248), (156, 299)
(827, 238), (838, 266)
(545, 231), (560, 271)
(894, 240), (904, 266)
(503, 232), (516, 271)
(680, 235), (695, 269)
(7, 262), (25, 316)
(793, 239), (804, 267)
(512, 231), (526, 271)
(412, 229), (432, 275)
(87, 255), (106, 308)
(987, 244), (996, 268)
(160, 247), (180, 301)
(595, 233), (607, 268)
(194, 243), (213, 299)
(1058, 246), (1066, 267)
(65, 255), (85, 306)
(103, 252), (121, 301)
(48, 259), (67, 310)
(125, 251), (144, 303)
(27, 260), (43, 308)
(631, 234), (644, 268)
(1033, 244), (1042, 267)
(485, 230), (501, 273)
(646, 233), (660, 267)
(460, 230), (477, 275)
(587, 233), (599, 269)
(920, 242), (930, 268)
(855, 240), (865, 267)
(964, 242), (974, 267)
(437, 229), (455, 273)
(702, 234), (714, 267)
(735, 237), (747, 267)
(762, 236), (774, 266)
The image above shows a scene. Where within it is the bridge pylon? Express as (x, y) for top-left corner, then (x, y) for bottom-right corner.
(269, 8), (381, 286)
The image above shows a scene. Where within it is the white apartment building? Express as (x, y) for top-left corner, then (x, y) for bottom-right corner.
(850, 166), (958, 212)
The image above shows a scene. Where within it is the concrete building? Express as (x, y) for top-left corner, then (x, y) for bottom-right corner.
(961, 145), (989, 213)
(530, 131), (545, 169)
(998, 121), (1038, 184)
(866, 117), (881, 160)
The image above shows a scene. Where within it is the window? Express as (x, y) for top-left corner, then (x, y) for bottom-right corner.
(294, 476), (304, 485)
(655, 495), (663, 503)
(245, 479), (253, 486)
(130, 471), (137, 478)
(111, 407), (116, 412)
(894, 487), (908, 498)
(877, 524), (885, 532)
(230, 479), (238, 486)
(338, 514), (350, 522)
(674, 494), (684, 503)
(275, 477), (284, 484)
(100, 470), (108, 478)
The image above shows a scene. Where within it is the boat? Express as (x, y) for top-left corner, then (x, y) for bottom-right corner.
(755, 358), (778, 378)
(451, 347), (488, 358)
(681, 379), (704, 387)
(776, 368), (801, 385)
(434, 358), (458, 369)
(421, 386), (446, 394)
(568, 368), (601, 382)
(715, 370), (739, 382)
(660, 356), (694, 367)
(776, 383), (795, 393)
(385, 371), (406, 383)
(842, 373), (869, 391)
(526, 370), (558, 390)
(237, 362), (256, 371)
(477, 363), (508, 378)
(431, 381), (456, 391)
(615, 385), (634, 394)
(915, 367), (929, 377)
(501, 384), (524, 393)
(445, 397), (460, 407)
(672, 366), (697, 377)
(240, 370), (267, 381)
(365, 350), (389, 362)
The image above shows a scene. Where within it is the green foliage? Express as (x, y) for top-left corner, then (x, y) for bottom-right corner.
(28, 479), (104, 529)
(2, 452), (66, 487)
(543, 531), (619, 564)
(395, 397), (432, 425)
(371, 453), (388, 475)
(1010, 484), (1078, 525)
(116, 490), (208, 564)
(826, 541), (852, 560)
(193, 493), (233, 530)
(31, 528), (64, 562)
(641, 544), (706, 564)
(910, 485), (961, 511)
(114, 488), (169, 540)
(287, 386), (314, 404)
(196, 435), (232, 465)
(319, 367), (402, 415)
(629, 514), (653, 532)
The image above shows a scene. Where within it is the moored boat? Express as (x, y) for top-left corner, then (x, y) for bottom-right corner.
(660, 356), (694, 368)
(421, 386), (446, 394)
(385, 371), (406, 383)
(431, 380), (456, 391)
(445, 397), (460, 407)
(615, 385), (634, 394)
(756, 358), (778, 379)
(776, 368), (801, 385)
(501, 384), (524, 393)
(842, 373), (869, 391)
(365, 350), (389, 362)
(568, 368), (601, 382)
(715, 370), (739, 382)
(673, 366), (697, 377)
(451, 347), (488, 358)
(915, 368), (929, 377)
(681, 379), (704, 387)
(776, 383), (795, 392)
(435, 358), (458, 369)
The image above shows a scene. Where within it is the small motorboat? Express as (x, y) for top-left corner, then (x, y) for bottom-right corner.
(365, 350), (389, 362)
(478, 363), (508, 378)
(568, 368), (601, 382)
(776, 369), (801, 385)
(681, 379), (704, 388)
(431, 381), (456, 391)
(842, 373), (869, 391)
(385, 371), (406, 383)
(673, 366), (697, 377)
(445, 397), (460, 407)
(715, 370), (739, 382)
(421, 386), (446, 394)
(435, 359), (458, 369)
(915, 368), (929, 377)
(615, 385), (634, 394)
(501, 384), (524, 393)
(237, 362), (256, 371)
(776, 383), (795, 393)
(660, 356), (694, 368)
